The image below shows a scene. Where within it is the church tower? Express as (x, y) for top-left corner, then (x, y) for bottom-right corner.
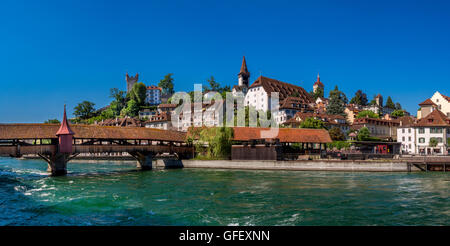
(238, 56), (250, 87)
(313, 73), (324, 93)
(126, 73), (139, 93)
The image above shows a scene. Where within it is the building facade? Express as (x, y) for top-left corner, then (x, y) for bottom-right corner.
(146, 85), (162, 105)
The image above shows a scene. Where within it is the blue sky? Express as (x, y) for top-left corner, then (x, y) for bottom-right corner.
(1, 0), (449, 122)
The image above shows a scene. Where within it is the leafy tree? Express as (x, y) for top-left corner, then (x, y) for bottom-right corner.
(206, 76), (221, 92)
(327, 86), (347, 116)
(357, 127), (371, 141)
(122, 99), (140, 117)
(74, 101), (96, 119)
(129, 82), (147, 106)
(300, 117), (325, 129)
(189, 127), (234, 159)
(391, 110), (405, 117)
(385, 96), (396, 109)
(356, 110), (379, 119)
(158, 73), (175, 95)
(310, 87), (324, 101)
(429, 138), (438, 147)
(44, 119), (60, 124)
(109, 88), (127, 116)
(395, 102), (402, 110)
(328, 127), (346, 141)
(349, 90), (368, 106)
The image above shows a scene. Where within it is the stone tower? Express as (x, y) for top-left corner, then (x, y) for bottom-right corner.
(375, 94), (383, 107)
(238, 56), (250, 87)
(126, 73), (139, 93)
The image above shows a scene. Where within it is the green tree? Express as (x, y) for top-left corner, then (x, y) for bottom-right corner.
(74, 101), (96, 119)
(122, 99), (140, 117)
(300, 117), (325, 129)
(158, 73), (175, 95)
(349, 90), (368, 106)
(189, 127), (234, 159)
(44, 119), (60, 124)
(206, 76), (221, 92)
(385, 96), (396, 109)
(327, 86), (348, 116)
(357, 127), (371, 141)
(328, 127), (346, 141)
(129, 82), (147, 106)
(429, 138), (438, 147)
(356, 110), (380, 119)
(109, 88), (127, 116)
(395, 102), (402, 110)
(391, 110), (405, 117)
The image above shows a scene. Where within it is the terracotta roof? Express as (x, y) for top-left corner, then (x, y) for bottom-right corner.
(147, 85), (162, 90)
(294, 112), (346, 121)
(418, 98), (437, 106)
(158, 104), (177, 108)
(279, 97), (314, 110)
(442, 94), (450, 102)
(352, 117), (400, 126)
(233, 127), (332, 143)
(238, 56), (249, 77)
(398, 116), (416, 127)
(0, 124), (186, 142)
(56, 106), (74, 136)
(98, 117), (143, 127)
(414, 110), (450, 127)
(146, 112), (171, 123)
(249, 76), (313, 103)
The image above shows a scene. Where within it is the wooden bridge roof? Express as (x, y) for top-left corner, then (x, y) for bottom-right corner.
(233, 127), (332, 143)
(0, 124), (187, 142)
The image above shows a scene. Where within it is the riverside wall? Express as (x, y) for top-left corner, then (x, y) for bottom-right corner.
(154, 159), (421, 172)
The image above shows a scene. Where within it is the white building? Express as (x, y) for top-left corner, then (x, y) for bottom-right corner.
(244, 76), (313, 114)
(417, 91), (450, 119)
(146, 85), (162, 105)
(397, 110), (449, 155)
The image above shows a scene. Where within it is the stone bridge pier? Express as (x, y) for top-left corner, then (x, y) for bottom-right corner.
(38, 153), (72, 176)
(129, 151), (154, 170)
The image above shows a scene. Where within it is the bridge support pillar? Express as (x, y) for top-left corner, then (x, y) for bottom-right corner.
(130, 152), (153, 170)
(39, 153), (70, 176)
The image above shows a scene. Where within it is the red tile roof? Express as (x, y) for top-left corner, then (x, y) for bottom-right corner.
(414, 110), (450, 127)
(313, 73), (324, 87)
(418, 98), (437, 106)
(233, 127), (332, 143)
(249, 76), (313, 103)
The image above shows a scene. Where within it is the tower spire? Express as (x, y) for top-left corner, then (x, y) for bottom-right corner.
(56, 105), (74, 136)
(317, 72), (320, 82)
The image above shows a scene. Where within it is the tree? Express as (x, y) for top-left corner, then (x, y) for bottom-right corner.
(74, 101), (96, 119)
(300, 117), (325, 129)
(109, 88), (127, 116)
(158, 73), (175, 95)
(122, 99), (140, 117)
(391, 110), (405, 117)
(429, 138), (438, 148)
(328, 127), (346, 141)
(385, 96), (396, 109)
(357, 127), (371, 141)
(356, 110), (379, 119)
(395, 102), (402, 110)
(327, 86), (348, 116)
(44, 119), (60, 124)
(349, 90), (368, 106)
(310, 87), (324, 101)
(206, 76), (221, 92)
(129, 82), (147, 106)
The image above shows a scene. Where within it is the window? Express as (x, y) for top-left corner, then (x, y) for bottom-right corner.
(437, 137), (443, 143)
(408, 137), (411, 141)
(418, 128), (425, 134)
(419, 138), (425, 143)
(402, 129), (405, 133)
(408, 129), (411, 133)
(402, 137), (405, 141)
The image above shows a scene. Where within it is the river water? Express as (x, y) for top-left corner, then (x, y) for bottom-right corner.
(0, 157), (449, 225)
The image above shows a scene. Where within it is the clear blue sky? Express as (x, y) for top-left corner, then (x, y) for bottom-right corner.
(1, 0), (449, 122)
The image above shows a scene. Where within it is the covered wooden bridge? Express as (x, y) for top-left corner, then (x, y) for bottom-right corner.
(231, 127), (332, 160)
(0, 109), (193, 176)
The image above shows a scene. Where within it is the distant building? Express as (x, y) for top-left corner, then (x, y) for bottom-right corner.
(352, 117), (400, 141)
(244, 76), (313, 112)
(144, 112), (173, 130)
(232, 56), (250, 96)
(126, 73), (139, 93)
(283, 112), (350, 135)
(312, 73), (324, 94)
(146, 85), (162, 105)
(417, 91), (450, 119)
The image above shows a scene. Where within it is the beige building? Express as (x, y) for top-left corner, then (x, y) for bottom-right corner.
(417, 91), (450, 119)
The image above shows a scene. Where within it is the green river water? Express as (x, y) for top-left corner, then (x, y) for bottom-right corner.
(0, 157), (449, 225)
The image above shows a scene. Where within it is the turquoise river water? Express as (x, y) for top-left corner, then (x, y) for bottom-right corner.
(0, 157), (449, 226)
